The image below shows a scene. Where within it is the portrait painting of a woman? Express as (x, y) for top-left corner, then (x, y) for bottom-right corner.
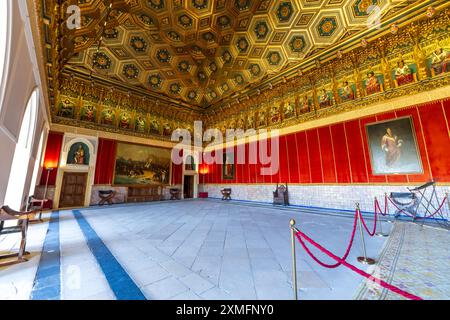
(381, 128), (403, 167)
(366, 117), (422, 175)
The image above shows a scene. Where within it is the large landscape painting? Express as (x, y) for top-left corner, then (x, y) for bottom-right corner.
(114, 142), (171, 185)
(366, 117), (423, 175)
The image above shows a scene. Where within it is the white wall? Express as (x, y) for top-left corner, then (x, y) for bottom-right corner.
(200, 184), (450, 218)
(0, 0), (49, 206)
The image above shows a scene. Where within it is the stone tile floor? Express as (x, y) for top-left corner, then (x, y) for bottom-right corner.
(0, 199), (448, 300)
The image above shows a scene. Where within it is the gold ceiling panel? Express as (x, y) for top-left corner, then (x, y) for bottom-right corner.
(61, 0), (416, 108)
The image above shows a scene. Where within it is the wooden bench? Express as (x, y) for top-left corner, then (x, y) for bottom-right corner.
(127, 186), (163, 203)
(0, 206), (34, 267)
(221, 188), (232, 201)
(273, 184), (289, 206)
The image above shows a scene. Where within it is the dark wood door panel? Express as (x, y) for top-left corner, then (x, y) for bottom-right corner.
(59, 172), (88, 208)
(183, 175), (194, 199)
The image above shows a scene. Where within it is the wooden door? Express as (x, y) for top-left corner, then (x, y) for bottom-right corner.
(183, 175), (194, 199)
(59, 172), (88, 208)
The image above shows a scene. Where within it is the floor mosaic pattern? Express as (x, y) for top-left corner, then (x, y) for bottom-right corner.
(356, 222), (450, 300)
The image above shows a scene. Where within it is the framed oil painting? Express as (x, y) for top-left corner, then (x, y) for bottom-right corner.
(114, 142), (171, 185)
(222, 151), (235, 180)
(365, 117), (423, 175)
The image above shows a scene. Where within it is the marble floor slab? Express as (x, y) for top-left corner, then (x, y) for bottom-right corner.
(1, 199), (447, 300)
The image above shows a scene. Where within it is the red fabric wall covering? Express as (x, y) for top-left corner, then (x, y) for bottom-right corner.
(330, 123), (352, 183)
(94, 139), (117, 185)
(345, 120), (369, 183)
(279, 135), (290, 183)
(238, 146), (243, 183)
(418, 101), (450, 182)
(306, 129), (323, 183)
(269, 137), (278, 183)
(171, 148), (183, 185)
(444, 99), (450, 130)
(296, 131), (311, 183)
(261, 140), (268, 184)
(39, 132), (64, 186)
(171, 163), (183, 185)
(318, 126), (337, 183)
(248, 142), (257, 183)
(285, 134), (299, 183)
(203, 99), (450, 184)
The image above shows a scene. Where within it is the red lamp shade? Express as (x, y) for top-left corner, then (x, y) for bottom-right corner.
(199, 166), (209, 175)
(44, 161), (58, 170)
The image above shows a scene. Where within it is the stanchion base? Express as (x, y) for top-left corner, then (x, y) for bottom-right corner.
(357, 257), (376, 265)
(376, 232), (389, 237)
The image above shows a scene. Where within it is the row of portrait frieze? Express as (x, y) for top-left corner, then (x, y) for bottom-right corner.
(206, 76), (450, 138)
(52, 77), (200, 137)
(206, 15), (450, 131)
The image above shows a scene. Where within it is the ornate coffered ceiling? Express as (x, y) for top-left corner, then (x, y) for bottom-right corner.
(58, 0), (416, 109)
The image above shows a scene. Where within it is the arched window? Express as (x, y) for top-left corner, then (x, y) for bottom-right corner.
(4, 90), (38, 210)
(29, 129), (45, 196)
(0, 0), (10, 112)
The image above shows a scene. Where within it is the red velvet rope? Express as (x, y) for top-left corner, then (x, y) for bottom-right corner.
(294, 210), (359, 269)
(294, 230), (423, 300)
(375, 199), (387, 217)
(359, 203), (377, 237)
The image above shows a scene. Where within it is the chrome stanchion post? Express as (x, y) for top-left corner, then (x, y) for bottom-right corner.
(290, 219), (298, 301)
(356, 203), (376, 265)
(375, 197), (389, 238)
(385, 193), (394, 224)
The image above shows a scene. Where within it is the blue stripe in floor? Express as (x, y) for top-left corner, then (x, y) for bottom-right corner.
(72, 210), (146, 300)
(30, 210), (61, 300)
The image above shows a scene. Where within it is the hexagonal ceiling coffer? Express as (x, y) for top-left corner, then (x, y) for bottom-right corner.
(122, 64), (140, 80)
(147, 0), (166, 11)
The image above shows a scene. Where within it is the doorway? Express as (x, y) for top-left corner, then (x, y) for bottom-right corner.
(183, 175), (194, 199)
(59, 172), (88, 208)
